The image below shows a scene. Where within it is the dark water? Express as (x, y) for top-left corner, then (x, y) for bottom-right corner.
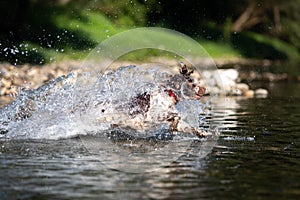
(0, 82), (299, 200)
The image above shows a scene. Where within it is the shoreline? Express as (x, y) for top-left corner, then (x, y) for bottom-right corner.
(0, 58), (296, 106)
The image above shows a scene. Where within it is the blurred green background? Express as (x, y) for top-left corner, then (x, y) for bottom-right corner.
(0, 0), (299, 74)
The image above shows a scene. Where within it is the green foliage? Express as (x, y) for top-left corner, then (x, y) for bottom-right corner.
(200, 40), (241, 58)
(223, 17), (233, 43)
(0, 0), (299, 69)
(69, 0), (146, 26)
(0, 1), (128, 64)
(281, 0), (300, 51)
(231, 31), (298, 60)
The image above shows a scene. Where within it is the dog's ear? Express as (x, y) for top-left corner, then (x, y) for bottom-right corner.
(179, 62), (188, 75)
(179, 62), (195, 83)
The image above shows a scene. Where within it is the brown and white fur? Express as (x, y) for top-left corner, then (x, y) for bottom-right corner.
(104, 63), (206, 137)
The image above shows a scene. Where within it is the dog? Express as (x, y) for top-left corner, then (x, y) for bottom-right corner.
(95, 63), (206, 137)
(0, 63), (206, 138)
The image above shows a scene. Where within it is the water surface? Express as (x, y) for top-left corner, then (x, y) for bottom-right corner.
(0, 82), (299, 199)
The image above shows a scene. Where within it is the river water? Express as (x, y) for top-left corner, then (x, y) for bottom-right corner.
(0, 82), (299, 199)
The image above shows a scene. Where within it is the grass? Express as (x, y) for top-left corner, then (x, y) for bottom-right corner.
(37, 10), (127, 62)
(199, 40), (241, 58)
(51, 10), (242, 61)
(0, 2), (299, 68)
(244, 32), (299, 61)
(45, 11), (300, 63)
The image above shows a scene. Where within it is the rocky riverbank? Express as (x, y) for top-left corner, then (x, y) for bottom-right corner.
(0, 62), (79, 96)
(199, 68), (268, 98)
(0, 59), (293, 102)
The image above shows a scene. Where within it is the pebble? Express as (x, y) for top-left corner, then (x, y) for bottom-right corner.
(244, 90), (254, 98)
(255, 88), (268, 98)
(231, 88), (243, 96)
(201, 69), (268, 97)
(0, 61), (271, 99)
(262, 72), (277, 82)
(0, 88), (6, 96)
(201, 70), (212, 79)
(12, 77), (25, 86)
(1, 78), (12, 88)
(0, 61), (83, 97)
(236, 83), (249, 92)
(213, 71), (235, 91)
(206, 86), (220, 95)
(223, 69), (239, 80)
(205, 78), (216, 87)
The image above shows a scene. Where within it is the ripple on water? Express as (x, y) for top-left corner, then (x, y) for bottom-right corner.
(1, 70), (299, 199)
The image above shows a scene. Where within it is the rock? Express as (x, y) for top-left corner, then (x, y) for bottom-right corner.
(244, 90), (254, 98)
(223, 69), (239, 81)
(0, 71), (8, 79)
(197, 79), (206, 87)
(262, 72), (276, 82)
(223, 77), (236, 91)
(236, 83), (249, 93)
(212, 70), (223, 88)
(30, 69), (49, 87)
(202, 70), (212, 79)
(5, 87), (17, 96)
(27, 68), (40, 77)
(231, 88), (243, 96)
(255, 88), (268, 98)
(12, 77), (25, 86)
(277, 73), (288, 81)
(248, 71), (257, 81)
(1, 78), (12, 89)
(206, 86), (220, 95)
(0, 62), (266, 100)
(213, 70), (236, 91)
(205, 78), (216, 87)
(0, 87), (6, 96)
(55, 69), (65, 77)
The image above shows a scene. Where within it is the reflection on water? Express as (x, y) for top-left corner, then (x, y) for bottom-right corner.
(0, 83), (300, 199)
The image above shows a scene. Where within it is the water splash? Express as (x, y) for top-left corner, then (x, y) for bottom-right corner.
(0, 64), (212, 140)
